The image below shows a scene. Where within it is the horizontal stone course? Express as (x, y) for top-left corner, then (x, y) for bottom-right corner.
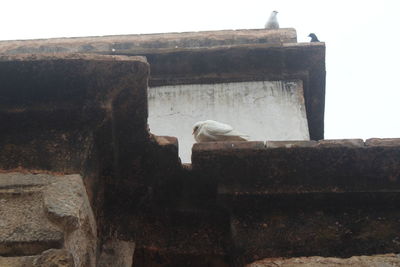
(192, 138), (400, 194)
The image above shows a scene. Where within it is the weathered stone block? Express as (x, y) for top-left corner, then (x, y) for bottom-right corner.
(247, 254), (400, 267)
(0, 172), (96, 266)
(98, 239), (135, 267)
(193, 141), (265, 152)
(192, 138), (400, 194)
(0, 54), (150, 227)
(0, 249), (74, 267)
(229, 192), (400, 262)
(365, 138), (400, 147)
(266, 140), (317, 148)
(0, 54), (149, 174)
(317, 139), (364, 148)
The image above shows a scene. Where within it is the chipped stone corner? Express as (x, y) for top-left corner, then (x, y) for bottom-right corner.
(0, 172), (97, 267)
(43, 174), (97, 267)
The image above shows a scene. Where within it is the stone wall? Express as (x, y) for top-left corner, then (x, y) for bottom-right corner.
(0, 54), (150, 266)
(0, 29), (325, 141)
(2, 30), (398, 267)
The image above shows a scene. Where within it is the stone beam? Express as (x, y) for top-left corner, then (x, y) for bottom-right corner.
(0, 29), (297, 55)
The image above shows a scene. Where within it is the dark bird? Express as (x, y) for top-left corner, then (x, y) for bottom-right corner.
(308, 33), (320, 42)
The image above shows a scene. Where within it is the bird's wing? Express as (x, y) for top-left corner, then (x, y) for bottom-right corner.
(203, 120), (234, 136)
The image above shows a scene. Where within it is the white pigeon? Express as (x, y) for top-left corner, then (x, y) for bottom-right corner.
(265, 11), (279, 29)
(192, 120), (249, 143)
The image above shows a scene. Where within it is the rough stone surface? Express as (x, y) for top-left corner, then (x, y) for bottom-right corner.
(98, 239), (135, 267)
(8, 31), (400, 267)
(192, 138), (400, 193)
(193, 141), (265, 152)
(266, 140), (317, 148)
(0, 249), (74, 267)
(0, 53), (150, 232)
(317, 139), (364, 147)
(0, 53), (148, 173)
(366, 138), (400, 147)
(0, 172), (96, 266)
(247, 254), (400, 267)
(191, 139), (400, 263)
(0, 188), (64, 256)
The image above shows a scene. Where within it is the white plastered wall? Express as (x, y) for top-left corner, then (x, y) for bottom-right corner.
(148, 80), (309, 163)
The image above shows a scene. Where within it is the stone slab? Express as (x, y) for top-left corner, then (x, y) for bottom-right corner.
(366, 138), (400, 147)
(266, 140), (317, 148)
(317, 139), (364, 148)
(0, 29), (297, 55)
(192, 139), (400, 194)
(247, 254), (400, 267)
(0, 249), (73, 267)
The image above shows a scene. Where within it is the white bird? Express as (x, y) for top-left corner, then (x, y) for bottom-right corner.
(265, 11), (279, 29)
(192, 120), (249, 143)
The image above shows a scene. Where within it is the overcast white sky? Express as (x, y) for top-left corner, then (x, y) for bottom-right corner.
(1, 0), (399, 140)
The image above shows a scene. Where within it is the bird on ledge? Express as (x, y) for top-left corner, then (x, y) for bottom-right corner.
(265, 11), (279, 29)
(192, 120), (249, 143)
(308, 33), (320, 42)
